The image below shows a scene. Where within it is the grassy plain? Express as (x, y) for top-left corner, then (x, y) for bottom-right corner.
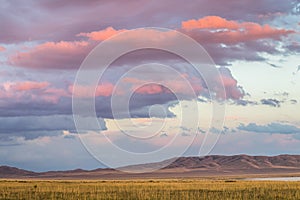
(0, 179), (300, 200)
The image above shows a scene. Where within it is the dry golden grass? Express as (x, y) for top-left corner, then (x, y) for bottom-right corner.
(0, 179), (300, 199)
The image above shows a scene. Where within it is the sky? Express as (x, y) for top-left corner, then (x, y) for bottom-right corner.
(0, 0), (300, 172)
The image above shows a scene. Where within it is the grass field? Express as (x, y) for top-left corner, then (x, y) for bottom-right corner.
(0, 179), (300, 200)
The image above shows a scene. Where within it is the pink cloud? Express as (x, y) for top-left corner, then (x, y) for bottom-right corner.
(182, 16), (240, 30)
(10, 81), (49, 91)
(135, 84), (166, 95)
(70, 83), (115, 97)
(9, 41), (93, 69)
(122, 76), (204, 97)
(0, 81), (68, 104)
(7, 28), (182, 71)
(122, 72), (243, 100)
(3, 81), (49, 92)
(8, 17), (294, 71)
(44, 87), (69, 97)
(181, 16), (294, 44)
(221, 76), (238, 87)
(77, 27), (126, 41)
(0, 46), (5, 52)
(96, 83), (115, 97)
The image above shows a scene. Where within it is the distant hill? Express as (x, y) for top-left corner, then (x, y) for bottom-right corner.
(164, 154), (300, 170)
(1, 155), (300, 179)
(0, 166), (36, 178)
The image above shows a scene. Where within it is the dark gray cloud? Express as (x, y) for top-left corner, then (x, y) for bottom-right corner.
(238, 122), (300, 134)
(95, 93), (178, 119)
(234, 99), (257, 106)
(268, 63), (281, 68)
(0, 92), (176, 119)
(261, 98), (281, 107)
(0, 115), (107, 140)
(274, 92), (289, 97)
(290, 99), (298, 104)
(0, 115), (75, 134)
(0, 97), (72, 117)
(233, 96), (296, 107)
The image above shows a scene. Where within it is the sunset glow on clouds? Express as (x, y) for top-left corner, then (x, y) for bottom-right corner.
(0, 0), (299, 171)
(77, 27), (126, 41)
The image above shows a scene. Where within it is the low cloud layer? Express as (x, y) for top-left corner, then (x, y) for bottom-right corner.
(238, 122), (300, 134)
(0, 115), (107, 140)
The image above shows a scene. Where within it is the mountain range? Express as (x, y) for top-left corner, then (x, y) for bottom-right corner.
(1, 155), (300, 179)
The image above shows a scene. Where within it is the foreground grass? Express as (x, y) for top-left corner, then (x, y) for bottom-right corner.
(0, 179), (300, 200)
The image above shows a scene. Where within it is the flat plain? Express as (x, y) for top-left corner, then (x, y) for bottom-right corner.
(1, 179), (300, 200)
(1, 155), (300, 199)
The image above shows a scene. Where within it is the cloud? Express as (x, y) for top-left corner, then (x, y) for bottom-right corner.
(121, 66), (244, 101)
(134, 84), (171, 95)
(218, 67), (244, 99)
(77, 27), (126, 41)
(7, 30), (179, 70)
(208, 126), (231, 134)
(290, 99), (298, 104)
(182, 16), (239, 30)
(0, 81), (68, 104)
(181, 16), (294, 44)
(122, 76), (203, 96)
(260, 98), (281, 107)
(2, 15), (291, 128)
(0, 97), (71, 117)
(238, 122), (300, 134)
(285, 42), (300, 53)
(0, 46), (5, 51)
(9, 41), (94, 70)
(232, 96), (296, 107)
(4, 81), (49, 91)
(274, 92), (289, 97)
(180, 16), (295, 65)
(268, 63), (281, 68)
(0, 115), (107, 140)
(208, 131), (300, 156)
(7, 14), (295, 70)
(0, 82), (179, 119)
(0, 0), (294, 44)
(234, 99), (257, 106)
(0, 63), (245, 120)
(69, 83), (115, 97)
